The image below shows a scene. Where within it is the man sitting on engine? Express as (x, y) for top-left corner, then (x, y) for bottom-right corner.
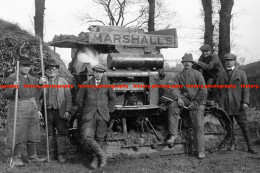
(196, 44), (224, 85)
(166, 53), (208, 159)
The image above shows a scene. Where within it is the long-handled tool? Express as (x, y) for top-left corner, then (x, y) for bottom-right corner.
(39, 37), (50, 162)
(9, 43), (26, 168)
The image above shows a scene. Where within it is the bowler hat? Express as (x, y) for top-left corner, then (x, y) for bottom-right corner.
(181, 53), (194, 63)
(224, 54), (237, 61)
(199, 44), (211, 52)
(45, 58), (60, 69)
(92, 64), (106, 72)
(19, 56), (33, 66)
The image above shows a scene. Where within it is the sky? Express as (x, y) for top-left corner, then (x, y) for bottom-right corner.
(0, 0), (260, 67)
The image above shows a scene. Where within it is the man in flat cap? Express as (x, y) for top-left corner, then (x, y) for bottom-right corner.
(76, 64), (116, 169)
(195, 44), (224, 97)
(215, 54), (257, 154)
(40, 58), (72, 163)
(4, 56), (45, 166)
(165, 53), (207, 159)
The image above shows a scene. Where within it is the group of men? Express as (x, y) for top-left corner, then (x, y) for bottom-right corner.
(4, 57), (73, 166)
(4, 56), (115, 169)
(166, 44), (257, 159)
(4, 44), (257, 169)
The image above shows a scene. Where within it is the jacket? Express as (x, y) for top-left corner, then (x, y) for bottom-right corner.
(215, 68), (250, 115)
(170, 69), (208, 104)
(76, 77), (117, 122)
(198, 52), (224, 79)
(4, 73), (41, 109)
(46, 76), (72, 118)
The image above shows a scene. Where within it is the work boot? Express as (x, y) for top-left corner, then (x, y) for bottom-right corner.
(57, 136), (67, 159)
(166, 135), (177, 144)
(219, 129), (232, 150)
(12, 158), (25, 167)
(89, 156), (98, 169)
(228, 135), (237, 151)
(241, 126), (258, 154)
(27, 142), (46, 163)
(198, 152), (205, 159)
(99, 153), (107, 168)
(84, 139), (107, 168)
(58, 154), (66, 163)
(49, 136), (58, 160)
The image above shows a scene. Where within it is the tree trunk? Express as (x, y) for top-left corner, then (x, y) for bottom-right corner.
(34, 0), (45, 39)
(201, 0), (214, 48)
(148, 0), (155, 31)
(218, 0), (234, 63)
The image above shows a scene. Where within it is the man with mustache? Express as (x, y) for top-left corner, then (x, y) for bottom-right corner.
(166, 53), (207, 159)
(40, 58), (72, 163)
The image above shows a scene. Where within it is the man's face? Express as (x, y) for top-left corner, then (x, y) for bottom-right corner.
(93, 69), (105, 80)
(46, 66), (59, 78)
(225, 59), (235, 68)
(201, 51), (211, 58)
(182, 61), (193, 70)
(19, 64), (31, 75)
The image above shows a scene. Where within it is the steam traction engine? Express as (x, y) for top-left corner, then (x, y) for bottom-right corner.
(49, 25), (229, 158)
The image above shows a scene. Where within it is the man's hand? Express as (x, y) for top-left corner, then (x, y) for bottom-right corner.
(13, 81), (20, 87)
(177, 98), (184, 107)
(242, 103), (248, 110)
(64, 111), (70, 119)
(188, 101), (199, 110)
(39, 76), (48, 84)
(38, 111), (43, 119)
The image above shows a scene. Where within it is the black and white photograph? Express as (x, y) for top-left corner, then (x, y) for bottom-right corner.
(0, 0), (259, 172)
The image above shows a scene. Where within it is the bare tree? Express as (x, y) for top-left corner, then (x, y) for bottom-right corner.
(148, 0), (155, 31)
(34, 0), (45, 39)
(201, 0), (214, 48)
(218, 0), (234, 62)
(80, 0), (174, 30)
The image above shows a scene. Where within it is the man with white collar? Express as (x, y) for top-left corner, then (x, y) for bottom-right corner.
(76, 64), (116, 169)
(216, 54), (257, 154)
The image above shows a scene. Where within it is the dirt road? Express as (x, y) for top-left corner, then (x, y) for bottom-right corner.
(0, 135), (259, 173)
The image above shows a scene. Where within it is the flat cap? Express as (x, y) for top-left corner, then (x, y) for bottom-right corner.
(181, 53), (194, 63)
(92, 64), (107, 72)
(224, 53), (237, 60)
(45, 58), (60, 68)
(199, 44), (211, 52)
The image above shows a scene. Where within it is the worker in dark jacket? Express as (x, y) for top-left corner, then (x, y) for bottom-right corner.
(40, 58), (72, 163)
(4, 56), (45, 166)
(166, 53), (207, 159)
(76, 64), (116, 169)
(215, 54), (257, 154)
(197, 44), (224, 85)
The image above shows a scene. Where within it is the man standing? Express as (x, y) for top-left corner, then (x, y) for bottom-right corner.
(4, 56), (45, 166)
(166, 53), (207, 159)
(197, 44), (224, 86)
(215, 54), (257, 154)
(76, 64), (116, 169)
(40, 58), (72, 163)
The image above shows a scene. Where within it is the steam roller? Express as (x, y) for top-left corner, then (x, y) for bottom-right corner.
(49, 25), (232, 159)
